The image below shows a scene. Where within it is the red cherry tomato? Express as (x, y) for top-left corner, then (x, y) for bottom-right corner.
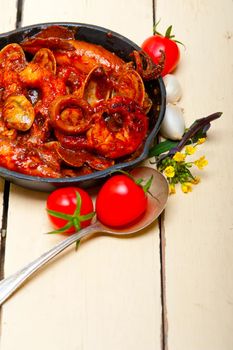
(96, 174), (148, 227)
(142, 32), (180, 76)
(46, 187), (94, 234)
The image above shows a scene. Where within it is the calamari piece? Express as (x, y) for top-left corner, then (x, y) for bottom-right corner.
(49, 95), (93, 134)
(54, 130), (92, 151)
(75, 66), (112, 106)
(54, 40), (124, 74)
(131, 50), (165, 80)
(19, 62), (67, 117)
(32, 25), (76, 40)
(57, 145), (114, 170)
(3, 95), (35, 131)
(0, 44), (27, 100)
(87, 96), (148, 159)
(36, 142), (61, 171)
(21, 25), (76, 54)
(57, 66), (85, 94)
(21, 37), (75, 54)
(21, 26), (124, 74)
(0, 137), (61, 178)
(19, 62), (51, 86)
(19, 115), (51, 145)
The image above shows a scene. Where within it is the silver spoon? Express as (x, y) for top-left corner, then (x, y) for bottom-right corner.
(0, 166), (169, 305)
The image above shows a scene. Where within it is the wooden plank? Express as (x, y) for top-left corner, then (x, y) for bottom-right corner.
(156, 0), (233, 349)
(0, 3), (19, 192)
(0, 1), (18, 277)
(0, 1), (18, 34)
(22, 0), (153, 46)
(0, 1), (163, 350)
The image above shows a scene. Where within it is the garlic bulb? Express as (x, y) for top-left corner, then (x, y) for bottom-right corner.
(163, 74), (182, 104)
(160, 103), (185, 140)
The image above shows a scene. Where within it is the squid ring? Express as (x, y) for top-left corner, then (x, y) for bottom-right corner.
(87, 96), (148, 159)
(49, 95), (93, 135)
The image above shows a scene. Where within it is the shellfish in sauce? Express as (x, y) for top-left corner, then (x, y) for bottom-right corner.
(0, 25), (163, 178)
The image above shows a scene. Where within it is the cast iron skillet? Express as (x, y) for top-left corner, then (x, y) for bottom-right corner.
(0, 22), (166, 192)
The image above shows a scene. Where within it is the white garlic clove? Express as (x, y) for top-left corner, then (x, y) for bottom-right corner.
(163, 74), (182, 104)
(160, 103), (185, 140)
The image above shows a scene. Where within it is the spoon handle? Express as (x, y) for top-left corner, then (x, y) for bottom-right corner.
(0, 222), (100, 306)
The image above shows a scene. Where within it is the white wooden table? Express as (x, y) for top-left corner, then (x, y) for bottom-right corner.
(0, 1), (232, 349)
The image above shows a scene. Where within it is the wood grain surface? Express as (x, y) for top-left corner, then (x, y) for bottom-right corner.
(0, 0), (233, 349)
(156, 1), (233, 349)
(0, 0), (18, 287)
(0, 1), (162, 350)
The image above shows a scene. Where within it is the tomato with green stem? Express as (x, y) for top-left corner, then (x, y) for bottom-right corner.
(141, 24), (182, 76)
(46, 187), (95, 234)
(95, 173), (152, 228)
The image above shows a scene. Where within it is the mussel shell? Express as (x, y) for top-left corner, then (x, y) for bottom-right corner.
(0, 43), (26, 70)
(76, 65), (111, 106)
(115, 67), (145, 106)
(32, 48), (56, 74)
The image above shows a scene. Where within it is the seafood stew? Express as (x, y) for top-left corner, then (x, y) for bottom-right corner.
(0, 23), (165, 191)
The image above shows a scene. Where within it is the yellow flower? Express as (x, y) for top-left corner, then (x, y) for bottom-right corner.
(194, 156), (208, 170)
(181, 182), (193, 193)
(197, 138), (206, 145)
(185, 145), (196, 155)
(173, 152), (186, 162)
(164, 166), (175, 178)
(169, 183), (176, 194)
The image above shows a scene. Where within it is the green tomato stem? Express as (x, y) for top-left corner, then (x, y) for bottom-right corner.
(47, 191), (95, 235)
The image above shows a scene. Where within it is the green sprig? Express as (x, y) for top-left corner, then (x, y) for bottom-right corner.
(149, 112), (222, 163)
(153, 20), (184, 46)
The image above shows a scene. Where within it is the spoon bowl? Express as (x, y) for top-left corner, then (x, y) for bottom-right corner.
(0, 166), (168, 305)
(102, 166), (169, 235)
